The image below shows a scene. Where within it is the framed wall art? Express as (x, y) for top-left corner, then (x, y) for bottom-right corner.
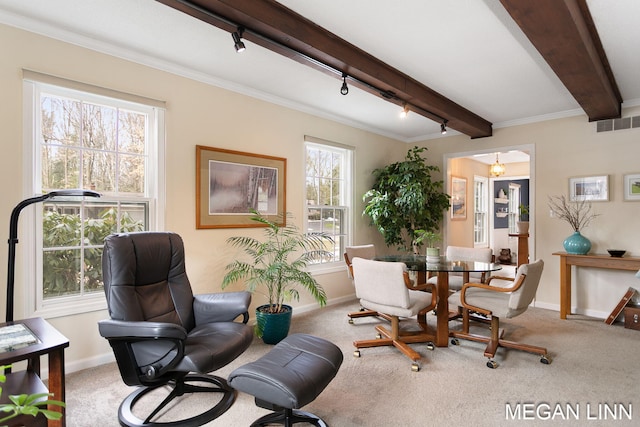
(450, 176), (467, 220)
(569, 175), (609, 202)
(196, 145), (286, 228)
(623, 173), (640, 201)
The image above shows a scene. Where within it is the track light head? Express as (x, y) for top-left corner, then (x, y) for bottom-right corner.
(340, 73), (349, 95)
(232, 27), (246, 53)
(441, 119), (448, 134)
(400, 103), (409, 119)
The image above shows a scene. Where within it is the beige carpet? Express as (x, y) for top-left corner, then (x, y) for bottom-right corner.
(64, 300), (640, 426)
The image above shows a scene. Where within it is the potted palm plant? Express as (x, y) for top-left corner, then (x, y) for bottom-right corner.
(222, 210), (333, 344)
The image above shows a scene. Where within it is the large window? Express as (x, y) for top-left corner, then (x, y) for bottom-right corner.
(24, 74), (164, 317)
(474, 176), (489, 247)
(304, 138), (353, 267)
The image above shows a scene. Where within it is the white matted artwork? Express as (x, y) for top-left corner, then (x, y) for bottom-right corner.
(450, 176), (467, 220)
(569, 175), (609, 202)
(623, 173), (640, 201)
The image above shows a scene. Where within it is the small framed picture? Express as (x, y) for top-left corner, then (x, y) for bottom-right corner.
(569, 175), (609, 202)
(450, 176), (467, 220)
(623, 173), (640, 201)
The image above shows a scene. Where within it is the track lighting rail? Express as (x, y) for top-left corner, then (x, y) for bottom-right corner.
(158, 0), (492, 137)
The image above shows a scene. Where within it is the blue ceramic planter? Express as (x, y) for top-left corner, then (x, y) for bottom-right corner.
(563, 231), (591, 255)
(255, 304), (292, 344)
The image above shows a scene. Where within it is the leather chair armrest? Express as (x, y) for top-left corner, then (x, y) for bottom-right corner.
(98, 319), (188, 340)
(194, 291), (252, 324)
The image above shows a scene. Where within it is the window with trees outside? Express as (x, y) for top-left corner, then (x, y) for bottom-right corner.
(23, 75), (164, 317)
(304, 137), (353, 268)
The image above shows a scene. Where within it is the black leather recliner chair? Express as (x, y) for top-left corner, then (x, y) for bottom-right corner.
(98, 232), (254, 427)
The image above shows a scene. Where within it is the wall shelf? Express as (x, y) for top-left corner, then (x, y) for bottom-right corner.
(495, 197), (509, 204)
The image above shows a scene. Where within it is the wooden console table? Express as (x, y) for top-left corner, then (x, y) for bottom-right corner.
(553, 252), (640, 319)
(0, 317), (69, 427)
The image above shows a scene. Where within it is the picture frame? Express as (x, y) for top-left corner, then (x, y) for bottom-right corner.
(196, 145), (286, 228)
(623, 173), (640, 201)
(569, 175), (609, 202)
(450, 176), (467, 220)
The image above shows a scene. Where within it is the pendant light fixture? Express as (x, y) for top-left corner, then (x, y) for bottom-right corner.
(489, 153), (506, 177)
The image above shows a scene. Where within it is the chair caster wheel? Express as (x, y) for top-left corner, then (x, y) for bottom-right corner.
(486, 360), (498, 369)
(450, 338), (460, 345)
(540, 355), (551, 365)
(348, 318), (354, 324)
(411, 363), (420, 372)
(353, 350), (361, 358)
(426, 342), (435, 351)
(375, 333), (382, 339)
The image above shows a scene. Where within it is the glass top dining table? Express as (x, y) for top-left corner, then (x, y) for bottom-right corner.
(374, 254), (502, 347)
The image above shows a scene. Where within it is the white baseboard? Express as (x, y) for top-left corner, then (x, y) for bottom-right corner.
(533, 300), (608, 320)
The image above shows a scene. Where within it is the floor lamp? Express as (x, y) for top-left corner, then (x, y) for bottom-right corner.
(6, 190), (100, 323)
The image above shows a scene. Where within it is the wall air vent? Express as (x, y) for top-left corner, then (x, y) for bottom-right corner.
(596, 116), (640, 132)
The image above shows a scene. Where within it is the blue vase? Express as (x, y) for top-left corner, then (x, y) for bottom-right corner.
(255, 304), (292, 344)
(563, 231), (591, 255)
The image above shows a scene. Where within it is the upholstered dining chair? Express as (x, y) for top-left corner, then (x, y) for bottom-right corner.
(427, 246), (493, 291)
(98, 232), (254, 427)
(448, 259), (551, 369)
(351, 257), (437, 371)
(344, 244), (384, 323)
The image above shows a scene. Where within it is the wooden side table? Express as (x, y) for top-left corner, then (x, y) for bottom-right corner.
(509, 233), (529, 268)
(0, 317), (69, 427)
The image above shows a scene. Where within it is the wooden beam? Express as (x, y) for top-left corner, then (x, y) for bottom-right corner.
(500, 0), (621, 121)
(156, 0), (493, 138)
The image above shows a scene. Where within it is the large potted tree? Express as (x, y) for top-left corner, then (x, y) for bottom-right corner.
(222, 210), (332, 344)
(363, 146), (450, 254)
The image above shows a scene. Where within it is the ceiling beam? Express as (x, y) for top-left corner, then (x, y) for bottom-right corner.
(156, 0), (493, 138)
(500, 0), (621, 121)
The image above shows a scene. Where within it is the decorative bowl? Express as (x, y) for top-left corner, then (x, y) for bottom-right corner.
(607, 249), (626, 258)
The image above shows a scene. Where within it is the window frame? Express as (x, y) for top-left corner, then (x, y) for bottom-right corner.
(473, 175), (489, 248)
(303, 137), (354, 273)
(22, 77), (165, 319)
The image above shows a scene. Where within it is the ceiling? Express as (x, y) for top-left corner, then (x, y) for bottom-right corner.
(1, 0), (639, 144)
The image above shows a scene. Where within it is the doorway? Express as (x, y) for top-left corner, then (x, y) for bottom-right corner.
(443, 144), (534, 268)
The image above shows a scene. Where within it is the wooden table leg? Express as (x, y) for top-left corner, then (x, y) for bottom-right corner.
(559, 258), (571, 319)
(47, 349), (66, 427)
(435, 271), (450, 347)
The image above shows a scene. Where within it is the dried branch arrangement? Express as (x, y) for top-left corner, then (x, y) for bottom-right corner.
(547, 195), (600, 232)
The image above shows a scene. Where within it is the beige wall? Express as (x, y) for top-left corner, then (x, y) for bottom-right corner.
(3, 21), (640, 372)
(0, 23), (400, 370)
(422, 110), (640, 317)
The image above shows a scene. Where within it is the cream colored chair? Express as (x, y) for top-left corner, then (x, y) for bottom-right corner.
(427, 246), (493, 291)
(344, 244), (384, 323)
(351, 257), (437, 371)
(448, 259), (551, 369)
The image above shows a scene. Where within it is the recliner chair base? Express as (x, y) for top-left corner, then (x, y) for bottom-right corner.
(119, 374), (236, 427)
(251, 400), (328, 427)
